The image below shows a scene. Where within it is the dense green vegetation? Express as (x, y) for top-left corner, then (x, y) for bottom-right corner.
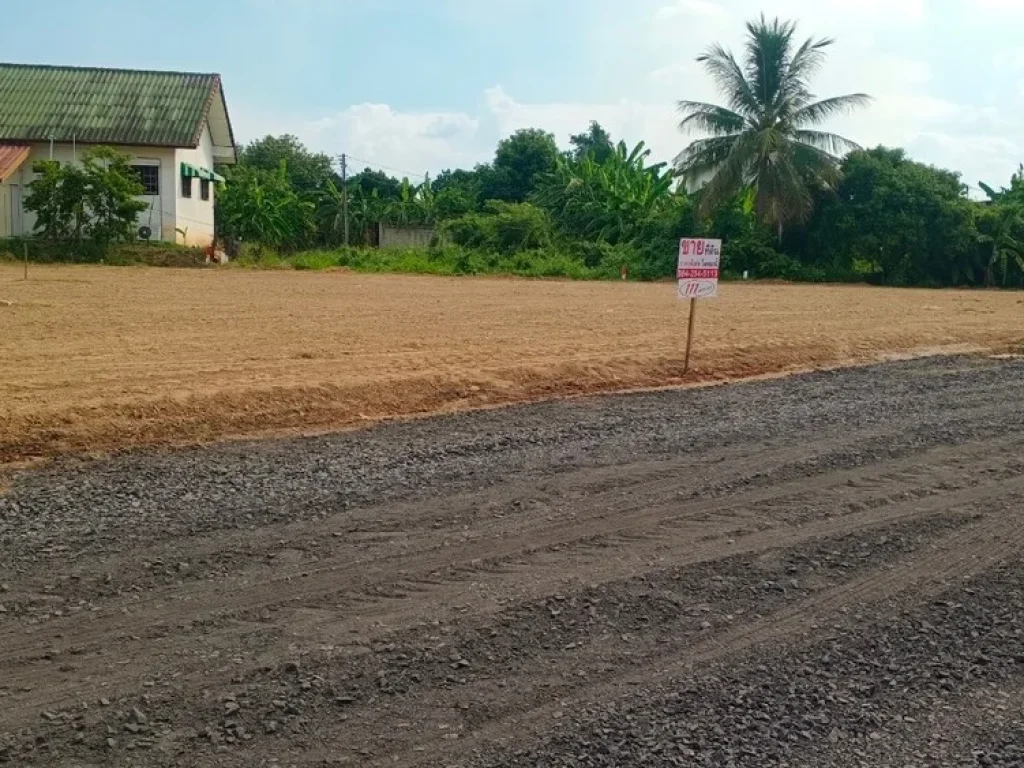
(216, 128), (1024, 288)
(24, 147), (148, 249)
(11, 16), (1022, 290)
(212, 16), (1024, 288)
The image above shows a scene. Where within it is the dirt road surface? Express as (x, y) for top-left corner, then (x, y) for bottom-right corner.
(2, 264), (1022, 463)
(2, 355), (1024, 766)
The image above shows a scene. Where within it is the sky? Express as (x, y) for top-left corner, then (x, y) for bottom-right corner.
(4, 0), (1023, 194)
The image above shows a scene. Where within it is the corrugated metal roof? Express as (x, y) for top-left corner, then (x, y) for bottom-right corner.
(0, 64), (221, 147)
(0, 144), (30, 181)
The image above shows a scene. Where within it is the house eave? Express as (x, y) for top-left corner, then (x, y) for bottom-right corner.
(1, 136), (197, 150)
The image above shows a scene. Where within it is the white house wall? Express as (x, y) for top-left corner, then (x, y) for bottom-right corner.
(7, 142), (178, 241)
(174, 124), (217, 247)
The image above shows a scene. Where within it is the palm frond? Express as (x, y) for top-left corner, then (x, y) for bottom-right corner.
(790, 141), (843, 190)
(793, 94), (873, 126)
(677, 101), (746, 136)
(744, 15), (797, 110)
(696, 45), (760, 115)
(693, 133), (759, 215)
(756, 149), (814, 224)
(674, 136), (740, 180)
(782, 36), (833, 104)
(978, 181), (1001, 202)
(794, 130), (861, 157)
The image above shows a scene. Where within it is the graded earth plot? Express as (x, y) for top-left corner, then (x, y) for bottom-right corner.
(1, 264), (1022, 462)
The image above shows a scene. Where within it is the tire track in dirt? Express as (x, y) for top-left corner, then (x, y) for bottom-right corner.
(3, 434), (1019, 667)
(4, 369), (1021, 571)
(395, 504), (1024, 767)
(2, 439), (1022, 735)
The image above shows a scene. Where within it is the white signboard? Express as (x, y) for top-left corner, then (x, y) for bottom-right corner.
(677, 238), (721, 299)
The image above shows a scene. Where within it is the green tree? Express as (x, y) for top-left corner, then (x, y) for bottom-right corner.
(442, 201), (552, 254)
(314, 179), (349, 245)
(799, 147), (980, 285)
(24, 146), (147, 247)
(534, 140), (676, 245)
(351, 167), (402, 199)
(569, 121), (615, 164)
(347, 187), (389, 245)
(976, 169), (1024, 286)
(976, 203), (1024, 286)
(675, 15), (870, 233)
(238, 135), (335, 192)
(216, 162), (316, 248)
(432, 168), (483, 215)
(484, 128), (560, 202)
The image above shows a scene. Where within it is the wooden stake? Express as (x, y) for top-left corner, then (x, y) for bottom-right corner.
(23, 239), (28, 281)
(683, 297), (697, 374)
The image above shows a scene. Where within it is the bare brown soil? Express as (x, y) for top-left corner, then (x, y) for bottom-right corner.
(1, 264), (1021, 463)
(1, 357), (1024, 765)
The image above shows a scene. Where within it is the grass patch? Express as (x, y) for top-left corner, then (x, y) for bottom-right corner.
(233, 245), (615, 280)
(0, 238), (206, 267)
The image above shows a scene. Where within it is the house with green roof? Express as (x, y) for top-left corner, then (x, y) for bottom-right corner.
(0, 63), (236, 246)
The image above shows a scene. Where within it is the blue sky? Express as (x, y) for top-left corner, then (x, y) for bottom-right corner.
(4, 0), (1024, 192)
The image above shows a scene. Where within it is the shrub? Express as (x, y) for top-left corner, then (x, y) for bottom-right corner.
(291, 251), (338, 271)
(24, 146), (147, 250)
(0, 237), (205, 266)
(441, 202), (552, 254)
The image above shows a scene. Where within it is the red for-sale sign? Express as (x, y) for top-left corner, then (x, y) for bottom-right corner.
(677, 238), (721, 299)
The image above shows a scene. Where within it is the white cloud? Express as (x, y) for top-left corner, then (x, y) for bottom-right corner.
(234, 102), (482, 177)
(229, 0), (1021, 192)
(484, 85), (679, 159)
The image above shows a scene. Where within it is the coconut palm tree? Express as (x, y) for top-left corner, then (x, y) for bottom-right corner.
(676, 15), (871, 235)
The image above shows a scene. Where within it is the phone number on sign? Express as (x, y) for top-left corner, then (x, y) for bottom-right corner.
(677, 268), (719, 279)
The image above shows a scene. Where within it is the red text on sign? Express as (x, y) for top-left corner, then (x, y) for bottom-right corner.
(677, 268), (720, 279)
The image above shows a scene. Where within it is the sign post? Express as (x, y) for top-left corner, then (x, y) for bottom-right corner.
(677, 237), (721, 374)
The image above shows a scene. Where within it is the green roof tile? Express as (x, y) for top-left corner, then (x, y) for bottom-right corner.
(0, 64), (220, 147)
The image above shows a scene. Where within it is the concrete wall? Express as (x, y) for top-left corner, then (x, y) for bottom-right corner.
(2, 142), (178, 241)
(378, 224), (436, 250)
(174, 123), (217, 247)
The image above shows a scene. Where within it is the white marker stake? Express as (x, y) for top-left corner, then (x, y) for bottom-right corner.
(677, 238), (722, 374)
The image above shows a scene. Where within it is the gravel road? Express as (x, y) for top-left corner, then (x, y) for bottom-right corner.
(2, 355), (1024, 766)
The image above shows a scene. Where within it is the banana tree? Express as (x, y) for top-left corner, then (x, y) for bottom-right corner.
(534, 140), (676, 243)
(977, 203), (1024, 286)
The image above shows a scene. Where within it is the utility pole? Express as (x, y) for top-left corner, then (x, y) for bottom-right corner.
(340, 153), (349, 246)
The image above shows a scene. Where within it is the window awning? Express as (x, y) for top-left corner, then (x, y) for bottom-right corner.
(180, 162), (225, 183)
(0, 144), (30, 182)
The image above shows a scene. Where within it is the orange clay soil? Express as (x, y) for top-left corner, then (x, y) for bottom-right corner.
(1, 264), (1021, 463)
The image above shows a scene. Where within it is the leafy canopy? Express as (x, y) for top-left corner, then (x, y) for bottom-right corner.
(25, 146), (147, 245)
(238, 134), (335, 192)
(534, 140), (677, 245)
(484, 128), (561, 203)
(569, 121), (615, 164)
(676, 15), (870, 228)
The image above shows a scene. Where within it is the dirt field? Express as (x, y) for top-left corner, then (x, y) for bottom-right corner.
(1, 264), (1022, 463)
(2, 356), (1024, 765)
